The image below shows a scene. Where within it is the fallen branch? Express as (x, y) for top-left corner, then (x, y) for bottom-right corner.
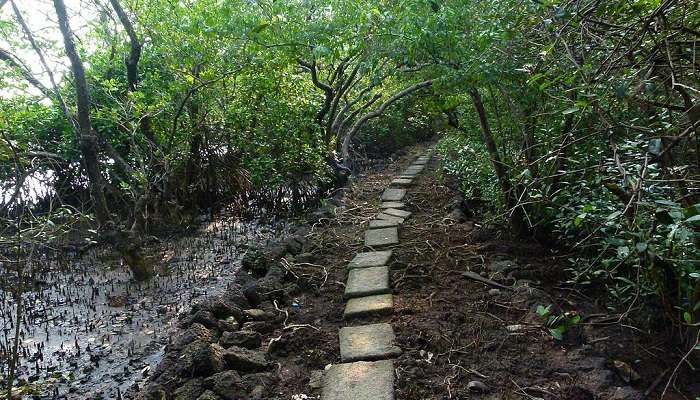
(461, 271), (513, 290)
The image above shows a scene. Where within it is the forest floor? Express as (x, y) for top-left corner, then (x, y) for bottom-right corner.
(7, 143), (698, 400)
(265, 144), (699, 400)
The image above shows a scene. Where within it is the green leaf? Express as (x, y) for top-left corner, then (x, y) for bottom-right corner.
(683, 312), (692, 324)
(684, 215), (700, 226)
(549, 327), (564, 340)
(648, 138), (662, 155)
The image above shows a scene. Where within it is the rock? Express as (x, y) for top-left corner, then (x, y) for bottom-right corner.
(241, 249), (269, 277)
(489, 259), (518, 273)
(364, 228), (399, 247)
(174, 378), (204, 400)
(611, 360), (641, 383)
(243, 309), (275, 321)
(467, 380), (489, 392)
(182, 310), (220, 330)
(284, 236), (304, 255)
(242, 284), (261, 307)
(241, 321), (275, 334)
(220, 330), (262, 349)
(308, 370), (323, 390)
(339, 323), (401, 362)
(196, 391), (221, 400)
(206, 298), (244, 321)
(344, 294), (393, 319)
(348, 251), (392, 269)
(223, 346), (270, 372)
(446, 208), (467, 223)
(204, 370), (244, 400)
(218, 317), (239, 332)
(344, 266), (390, 299)
(178, 341), (225, 377)
(294, 252), (315, 264)
(607, 386), (643, 400)
(323, 360), (394, 400)
(143, 384), (167, 400)
(171, 323), (216, 352)
(488, 288), (501, 296)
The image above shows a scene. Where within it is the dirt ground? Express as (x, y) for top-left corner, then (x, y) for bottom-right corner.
(266, 144), (699, 400)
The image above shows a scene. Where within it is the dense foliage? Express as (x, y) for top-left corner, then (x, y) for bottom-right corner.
(1, 0), (698, 352)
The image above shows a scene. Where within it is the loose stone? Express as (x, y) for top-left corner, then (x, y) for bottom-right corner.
(348, 251), (392, 269)
(339, 323), (402, 362)
(376, 213), (404, 224)
(380, 202), (405, 209)
(322, 360), (395, 400)
(382, 208), (411, 219)
(344, 266), (390, 299)
(364, 228), (399, 247)
(380, 188), (406, 202)
(369, 219), (399, 229)
(390, 178), (413, 186)
(344, 294), (394, 319)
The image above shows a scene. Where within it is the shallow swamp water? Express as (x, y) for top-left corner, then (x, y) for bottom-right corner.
(0, 214), (294, 399)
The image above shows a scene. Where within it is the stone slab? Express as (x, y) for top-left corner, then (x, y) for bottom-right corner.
(322, 360), (394, 400)
(380, 188), (406, 202)
(405, 165), (424, 173)
(348, 251), (392, 269)
(376, 213), (404, 224)
(369, 219), (398, 229)
(380, 202), (405, 209)
(413, 160), (427, 165)
(391, 178), (413, 186)
(339, 323), (402, 362)
(364, 228), (399, 247)
(383, 208), (411, 219)
(345, 266), (390, 299)
(344, 294), (394, 319)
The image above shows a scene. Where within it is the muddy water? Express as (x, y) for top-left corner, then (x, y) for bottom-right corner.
(0, 215), (294, 399)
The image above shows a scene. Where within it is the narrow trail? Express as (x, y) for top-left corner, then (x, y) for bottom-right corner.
(134, 143), (687, 399)
(274, 144), (674, 399)
(320, 151), (432, 399)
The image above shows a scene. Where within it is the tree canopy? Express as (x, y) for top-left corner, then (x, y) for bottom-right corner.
(1, 0), (698, 345)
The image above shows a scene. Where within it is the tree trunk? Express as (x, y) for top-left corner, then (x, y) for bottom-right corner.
(54, 0), (151, 280)
(54, 0), (111, 226)
(468, 86), (526, 235)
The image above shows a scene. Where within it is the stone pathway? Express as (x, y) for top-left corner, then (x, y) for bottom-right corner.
(321, 151), (433, 399)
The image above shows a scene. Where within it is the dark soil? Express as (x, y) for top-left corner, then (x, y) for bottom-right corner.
(265, 144), (699, 400)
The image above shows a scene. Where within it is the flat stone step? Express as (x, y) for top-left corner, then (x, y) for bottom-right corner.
(339, 323), (402, 362)
(413, 160), (427, 165)
(396, 174), (416, 180)
(344, 294), (394, 319)
(369, 219), (398, 229)
(390, 178), (413, 186)
(380, 188), (406, 202)
(383, 208), (411, 219)
(405, 166), (424, 173)
(348, 251), (392, 269)
(364, 228), (399, 247)
(380, 202), (405, 209)
(345, 266), (390, 299)
(322, 360), (394, 400)
(376, 213), (404, 224)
